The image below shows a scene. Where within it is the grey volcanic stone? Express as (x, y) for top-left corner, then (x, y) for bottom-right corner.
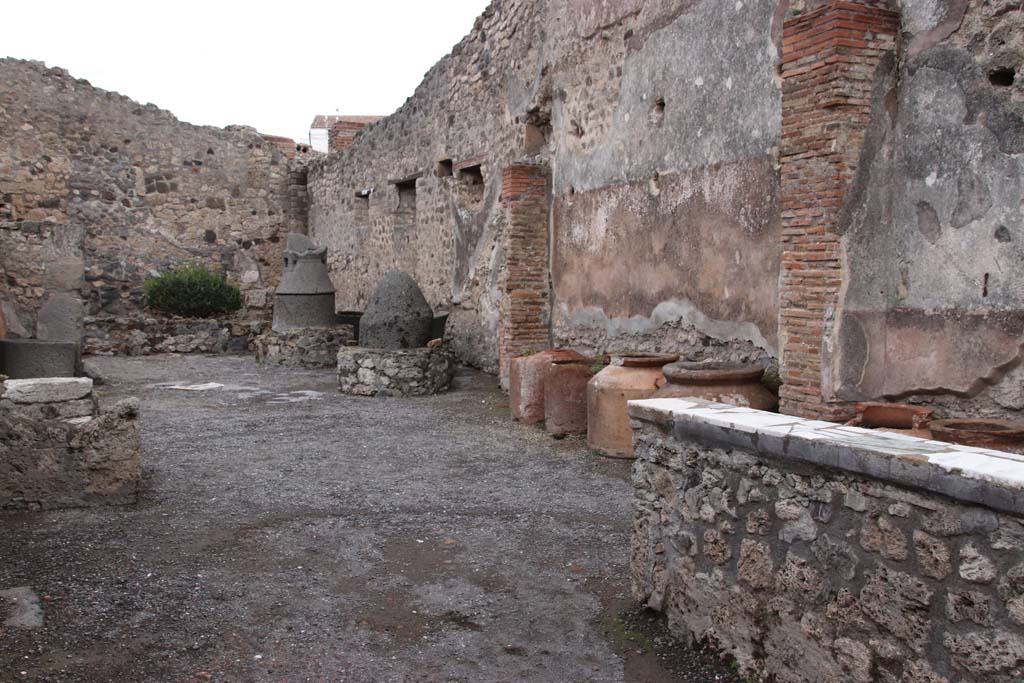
(255, 326), (354, 368)
(276, 233), (334, 295)
(337, 345), (453, 396)
(272, 294), (337, 332)
(272, 232), (337, 332)
(359, 271), (433, 350)
(3, 377), (92, 403)
(0, 339), (79, 379)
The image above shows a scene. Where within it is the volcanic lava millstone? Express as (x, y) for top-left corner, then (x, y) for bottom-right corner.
(358, 270), (434, 350)
(272, 233), (337, 332)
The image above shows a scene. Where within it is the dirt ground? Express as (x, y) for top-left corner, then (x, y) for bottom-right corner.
(0, 354), (741, 683)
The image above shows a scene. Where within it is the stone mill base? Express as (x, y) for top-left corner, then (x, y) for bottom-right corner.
(337, 345), (454, 397)
(254, 326), (353, 368)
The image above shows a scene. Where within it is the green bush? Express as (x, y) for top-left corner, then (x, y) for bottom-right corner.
(143, 264), (241, 318)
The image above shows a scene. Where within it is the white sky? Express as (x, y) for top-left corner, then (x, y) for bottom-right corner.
(3, 0), (491, 144)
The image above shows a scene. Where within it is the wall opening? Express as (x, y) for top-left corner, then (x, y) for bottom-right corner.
(354, 188), (371, 226)
(456, 164), (485, 211)
(394, 179), (417, 227)
(436, 159), (453, 177)
(989, 67), (1016, 87)
(458, 164), (484, 185)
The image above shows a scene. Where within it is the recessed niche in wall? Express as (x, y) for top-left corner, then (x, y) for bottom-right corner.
(458, 164), (484, 185)
(390, 176), (419, 227)
(989, 67), (1015, 87)
(456, 163), (485, 211)
(436, 159), (453, 177)
(523, 123), (548, 154)
(354, 188), (371, 226)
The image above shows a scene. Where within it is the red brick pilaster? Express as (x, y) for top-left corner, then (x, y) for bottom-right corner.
(778, 1), (898, 420)
(498, 163), (551, 389)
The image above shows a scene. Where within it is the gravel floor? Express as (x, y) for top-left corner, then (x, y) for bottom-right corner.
(0, 354), (741, 683)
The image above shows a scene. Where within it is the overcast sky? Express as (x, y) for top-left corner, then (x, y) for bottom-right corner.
(3, 0), (490, 144)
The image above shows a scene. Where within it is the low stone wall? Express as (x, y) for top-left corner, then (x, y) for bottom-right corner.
(1, 377), (142, 510)
(83, 315), (268, 356)
(629, 398), (1024, 683)
(337, 345), (454, 397)
(254, 326), (353, 368)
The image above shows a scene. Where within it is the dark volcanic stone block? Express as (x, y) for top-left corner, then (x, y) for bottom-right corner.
(358, 271), (433, 350)
(0, 339), (80, 379)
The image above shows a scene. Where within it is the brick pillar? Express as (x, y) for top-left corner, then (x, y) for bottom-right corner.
(498, 163), (551, 389)
(777, 1), (898, 420)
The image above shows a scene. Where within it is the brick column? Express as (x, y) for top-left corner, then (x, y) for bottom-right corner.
(498, 163), (551, 389)
(777, 1), (898, 420)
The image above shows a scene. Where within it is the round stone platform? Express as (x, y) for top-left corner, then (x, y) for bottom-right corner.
(337, 345), (454, 397)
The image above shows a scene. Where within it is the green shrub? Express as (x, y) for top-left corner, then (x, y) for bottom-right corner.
(143, 264), (241, 318)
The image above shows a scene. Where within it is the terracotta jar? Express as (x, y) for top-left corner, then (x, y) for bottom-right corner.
(509, 349), (584, 424)
(846, 402), (934, 439)
(587, 353), (678, 458)
(929, 418), (1024, 453)
(652, 361), (778, 412)
(544, 357), (596, 436)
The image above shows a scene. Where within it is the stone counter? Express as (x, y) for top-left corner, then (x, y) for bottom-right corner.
(628, 398), (1024, 682)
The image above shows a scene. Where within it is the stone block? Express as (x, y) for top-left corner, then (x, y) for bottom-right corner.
(0, 339), (79, 378)
(2, 377), (92, 403)
(1, 396), (141, 510)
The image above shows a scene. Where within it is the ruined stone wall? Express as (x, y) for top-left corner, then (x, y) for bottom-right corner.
(307, 0), (786, 374)
(0, 59), (308, 344)
(630, 398), (1024, 682)
(309, 0), (1021, 419)
(307, 0), (540, 373)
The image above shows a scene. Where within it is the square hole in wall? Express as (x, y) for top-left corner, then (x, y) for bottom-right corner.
(458, 164), (484, 185)
(436, 159), (453, 177)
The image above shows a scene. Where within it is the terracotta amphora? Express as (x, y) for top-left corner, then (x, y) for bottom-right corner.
(587, 353), (678, 458)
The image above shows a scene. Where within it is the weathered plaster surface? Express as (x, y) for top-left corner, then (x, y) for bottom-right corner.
(834, 1), (1024, 415)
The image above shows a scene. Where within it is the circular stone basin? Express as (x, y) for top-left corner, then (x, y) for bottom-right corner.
(929, 418), (1024, 451)
(337, 345), (454, 397)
